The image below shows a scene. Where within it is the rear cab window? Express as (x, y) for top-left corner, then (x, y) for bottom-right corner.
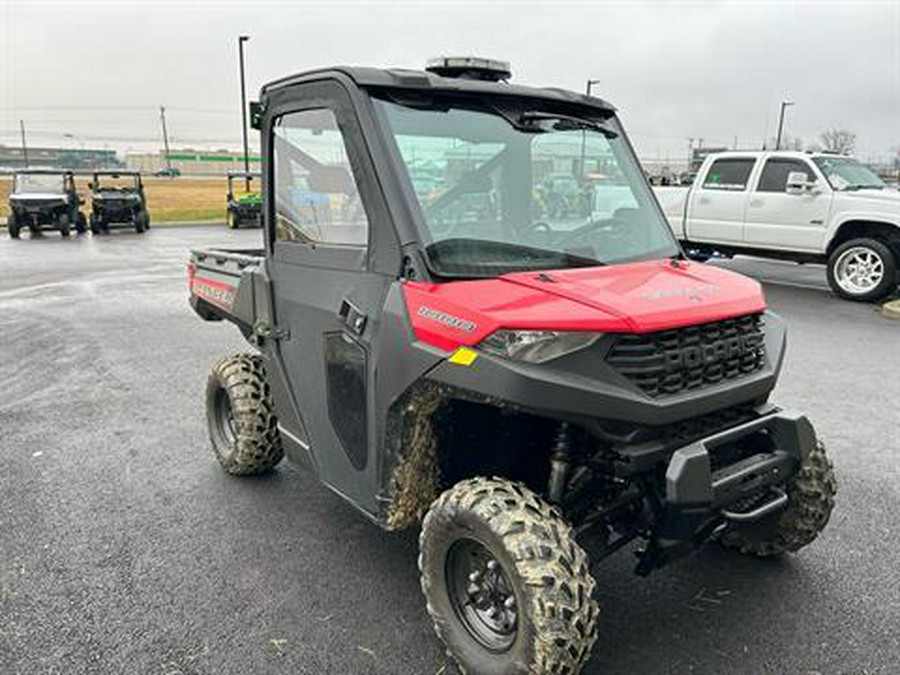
(702, 158), (756, 191)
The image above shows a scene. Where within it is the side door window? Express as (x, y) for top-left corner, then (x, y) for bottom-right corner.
(273, 108), (369, 248)
(756, 159), (816, 192)
(702, 158), (755, 191)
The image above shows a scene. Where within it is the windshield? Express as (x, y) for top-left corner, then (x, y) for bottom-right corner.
(812, 156), (885, 191)
(95, 175), (138, 191)
(14, 173), (65, 193)
(373, 97), (678, 277)
(229, 175), (260, 197)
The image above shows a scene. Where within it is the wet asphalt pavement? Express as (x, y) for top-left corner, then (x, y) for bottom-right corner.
(0, 226), (898, 674)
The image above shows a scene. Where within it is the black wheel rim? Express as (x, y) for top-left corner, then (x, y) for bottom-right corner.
(214, 387), (238, 447)
(446, 538), (518, 652)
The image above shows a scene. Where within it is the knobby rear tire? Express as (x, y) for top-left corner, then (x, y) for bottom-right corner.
(205, 353), (284, 476)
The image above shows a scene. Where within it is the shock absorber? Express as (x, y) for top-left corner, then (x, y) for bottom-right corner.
(547, 422), (573, 504)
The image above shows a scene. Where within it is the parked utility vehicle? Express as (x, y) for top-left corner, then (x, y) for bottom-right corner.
(188, 59), (836, 675)
(655, 151), (900, 301)
(7, 168), (87, 238)
(226, 172), (262, 228)
(89, 171), (150, 234)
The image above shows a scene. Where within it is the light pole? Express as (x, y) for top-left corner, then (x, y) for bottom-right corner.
(19, 120), (29, 167)
(775, 100), (794, 150)
(238, 35), (251, 191)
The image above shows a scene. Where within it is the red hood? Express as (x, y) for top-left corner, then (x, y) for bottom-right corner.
(404, 260), (766, 352)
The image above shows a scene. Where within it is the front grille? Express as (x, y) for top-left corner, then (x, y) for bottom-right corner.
(607, 314), (766, 397)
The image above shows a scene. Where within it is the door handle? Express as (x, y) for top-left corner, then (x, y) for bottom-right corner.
(749, 199), (764, 207)
(339, 299), (367, 335)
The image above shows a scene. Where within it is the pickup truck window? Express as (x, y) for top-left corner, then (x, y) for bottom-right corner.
(272, 108), (369, 247)
(757, 159), (816, 192)
(702, 158), (755, 191)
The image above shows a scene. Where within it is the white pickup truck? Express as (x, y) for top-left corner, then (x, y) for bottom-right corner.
(655, 151), (900, 301)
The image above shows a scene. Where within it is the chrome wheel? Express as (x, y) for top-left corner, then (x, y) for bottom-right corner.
(834, 246), (885, 296)
(446, 538), (518, 652)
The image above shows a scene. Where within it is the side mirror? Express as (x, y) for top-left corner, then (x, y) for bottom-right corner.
(786, 171), (816, 195)
(250, 101), (264, 130)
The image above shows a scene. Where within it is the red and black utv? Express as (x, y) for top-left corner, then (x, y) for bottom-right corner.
(187, 58), (835, 675)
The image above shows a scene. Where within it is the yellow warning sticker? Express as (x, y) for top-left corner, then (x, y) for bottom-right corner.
(448, 347), (478, 366)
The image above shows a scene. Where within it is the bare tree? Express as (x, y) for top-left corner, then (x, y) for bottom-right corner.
(820, 129), (857, 154)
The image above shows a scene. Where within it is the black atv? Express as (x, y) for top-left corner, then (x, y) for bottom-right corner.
(226, 172), (262, 229)
(7, 169), (87, 238)
(89, 171), (150, 234)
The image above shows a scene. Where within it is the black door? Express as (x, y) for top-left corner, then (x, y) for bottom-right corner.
(267, 83), (393, 514)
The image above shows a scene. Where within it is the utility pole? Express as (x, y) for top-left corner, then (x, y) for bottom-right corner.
(775, 100), (794, 150)
(686, 137), (695, 175)
(238, 35), (251, 191)
(19, 119), (29, 167)
(159, 106), (172, 174)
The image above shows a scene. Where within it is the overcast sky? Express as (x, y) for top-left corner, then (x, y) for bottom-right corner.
(1, 0), (898, 164)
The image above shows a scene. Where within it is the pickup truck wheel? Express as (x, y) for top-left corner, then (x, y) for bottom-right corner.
(8, 214), (20, 239)
(721, 442), (836, 557)
(59, 213), (71, 237)
(227, 210), (239, 229)
(419, 477), (600, 675)
(205, 353), (284, 475)
(827, 238), (897, 302)
(135, 212), (148, 233)
(90, 214), (101, 234)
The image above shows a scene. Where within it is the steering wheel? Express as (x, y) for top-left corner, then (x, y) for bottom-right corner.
(558, 213), (639, 253)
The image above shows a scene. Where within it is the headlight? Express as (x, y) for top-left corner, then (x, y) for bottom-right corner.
(479, 330), (602, 364)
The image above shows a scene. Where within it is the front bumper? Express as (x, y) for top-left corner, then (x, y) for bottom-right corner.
(634, 408), (815, 573)
(665, 408), (813, 510)
(229, 204), (262, 225)
(94, 202), (138, 223)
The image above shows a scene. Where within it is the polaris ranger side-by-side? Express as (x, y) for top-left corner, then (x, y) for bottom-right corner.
(89, 171), (150, 234)
(226, 172), (262, 228)
(7, 168), (87, 238)
(188, 58), (836, 675)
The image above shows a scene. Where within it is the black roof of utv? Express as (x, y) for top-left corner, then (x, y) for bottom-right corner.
(13, 167), (73, 176)
(260, 66), (617, 114)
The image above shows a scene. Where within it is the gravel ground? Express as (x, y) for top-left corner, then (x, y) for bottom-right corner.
(1, 227), (898, 674)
